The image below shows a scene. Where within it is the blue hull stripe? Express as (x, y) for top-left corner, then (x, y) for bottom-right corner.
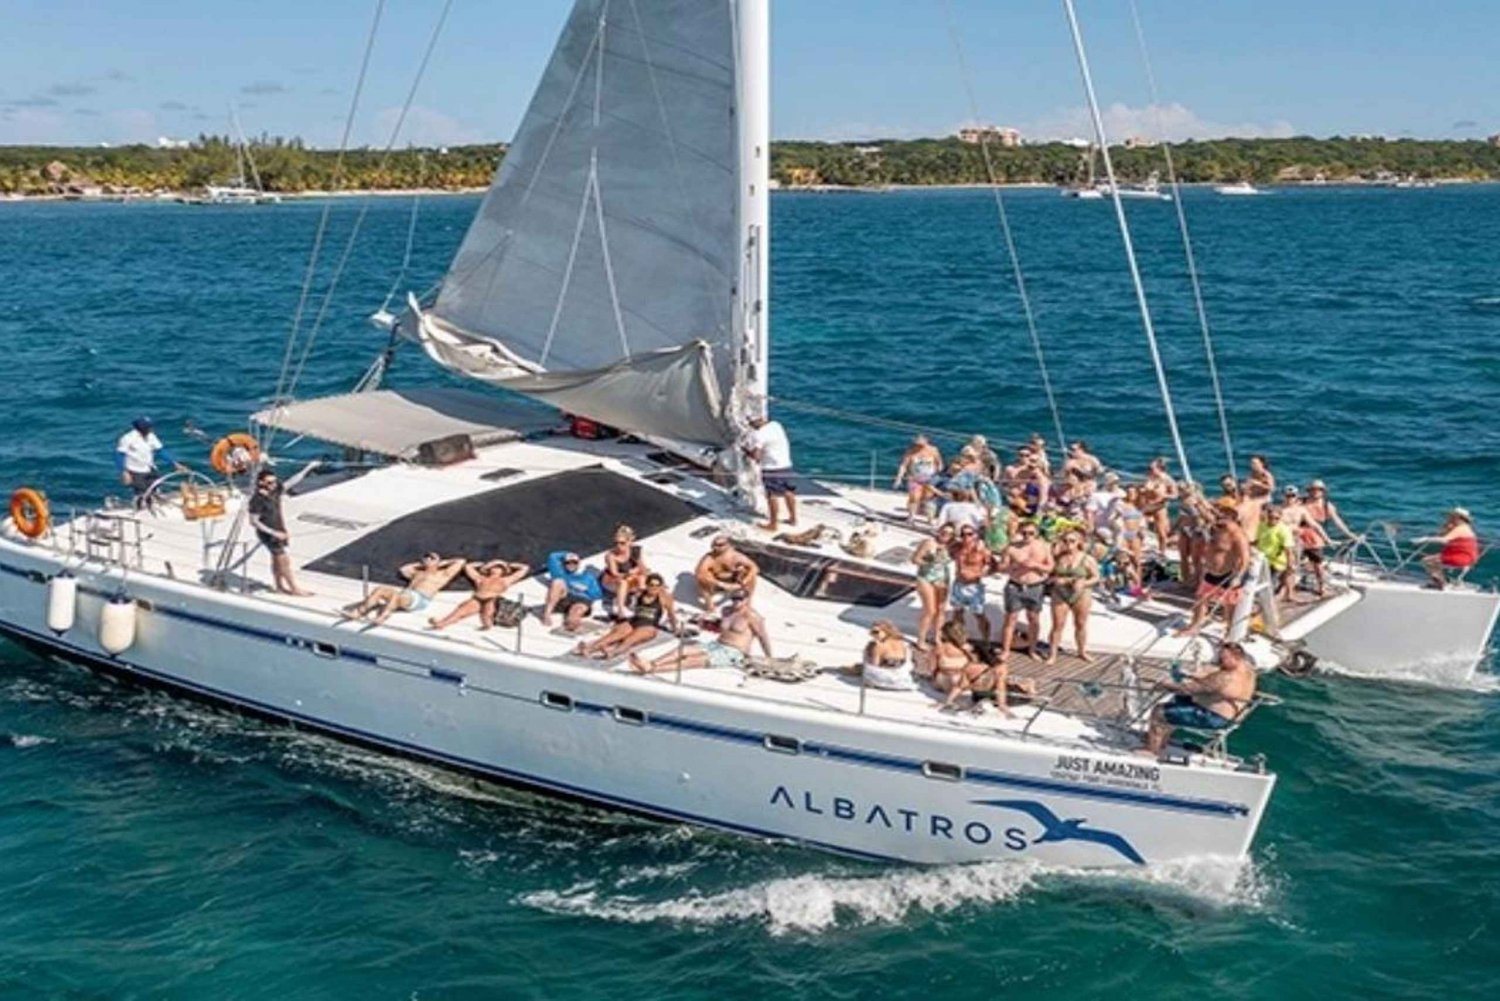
(0, 561), (1251, 819)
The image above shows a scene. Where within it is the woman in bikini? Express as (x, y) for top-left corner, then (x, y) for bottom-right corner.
(600, 524), (648, 618)
(854, 620), (916, 691)
(932, 619), (1013, 716)
(893, 435), (944, 522)
(575, 573), (679, 659)
(1137, 457), (1179, 556)
(911, 524), (955, 651)
(1172, 484), (1214, 590)
(1302, 479), (1353, 597)
(1046, 530), (1100, 664)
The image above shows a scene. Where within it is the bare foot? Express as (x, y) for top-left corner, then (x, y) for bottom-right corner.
(541, 615), (554, 628)
(1045, 656), (1058, 667)
(1078, 652), (1093, 664)
(291, 589), (315, 597)
(572, 641), (588, 656)
(757, 521), (777, 532)
(629, 653), (650, 674)
(426, 617), (442, 630)
(338, 608), (361, 621)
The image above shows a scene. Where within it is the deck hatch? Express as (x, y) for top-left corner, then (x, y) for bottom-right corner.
(735, 540), (915, 607)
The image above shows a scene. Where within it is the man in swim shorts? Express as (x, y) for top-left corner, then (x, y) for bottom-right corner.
(1143, 641), (1257, 756)
(342, 553), (467, 626)
(997, 520), (1054, 662)
(630, 593), (771, 674)
(1175, 504), (1251, 637)
(948, 526), (993, 642)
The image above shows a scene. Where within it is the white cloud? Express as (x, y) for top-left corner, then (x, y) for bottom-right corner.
(1022, 101), (1296, 143)
(372, 105), (486, 147)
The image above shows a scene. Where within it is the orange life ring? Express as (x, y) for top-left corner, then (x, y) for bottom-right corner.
(9, 488), (49, 539)
(210, 433), (260, 476)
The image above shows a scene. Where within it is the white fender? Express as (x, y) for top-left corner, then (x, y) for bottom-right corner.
(46, 573), (77, 634)
(99, 595), (137, 655)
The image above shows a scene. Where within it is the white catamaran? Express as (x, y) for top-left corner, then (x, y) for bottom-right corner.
(0, 1), (1492, 868)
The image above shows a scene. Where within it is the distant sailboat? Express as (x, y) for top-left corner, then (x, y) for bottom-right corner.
(204, 109), (282, 206)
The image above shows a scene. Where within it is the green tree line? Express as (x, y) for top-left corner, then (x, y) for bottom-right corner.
(4, 134), (1500, 195)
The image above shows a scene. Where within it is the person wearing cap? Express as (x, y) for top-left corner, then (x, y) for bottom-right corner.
(116, 417), (185, 508)
(743, 413), (797, 533)
(1256, 504), (1297, 606)
(1143, 640), (1257, 757)
(1084, 470), (1124, 533)
(1278, 487), (1327, 599)
(541, 550), (605, 631)
(1417, 508), (1481, 589)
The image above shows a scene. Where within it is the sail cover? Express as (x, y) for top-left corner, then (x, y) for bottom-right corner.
(422, 0), (741, 446)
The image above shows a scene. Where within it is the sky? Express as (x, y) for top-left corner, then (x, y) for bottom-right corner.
(2, 0), (1497, 148)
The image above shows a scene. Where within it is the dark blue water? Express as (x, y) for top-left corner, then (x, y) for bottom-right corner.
(1, 188), (1497, 998)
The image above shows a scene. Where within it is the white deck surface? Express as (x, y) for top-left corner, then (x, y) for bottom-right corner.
(35, 433), (1286, 759)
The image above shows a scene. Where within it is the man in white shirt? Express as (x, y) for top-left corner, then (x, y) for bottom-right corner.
(1085, 471), (1125, 533)
(116, 417), (183, 508)
(743, 413), (797, 532)
(937, 487), (987, 534)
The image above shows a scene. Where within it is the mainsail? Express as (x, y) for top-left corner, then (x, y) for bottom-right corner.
(416, 0), (756, 446)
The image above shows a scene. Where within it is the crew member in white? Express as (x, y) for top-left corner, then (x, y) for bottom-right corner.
(116, 417), (184, 509)
(743, 413), (797, 532)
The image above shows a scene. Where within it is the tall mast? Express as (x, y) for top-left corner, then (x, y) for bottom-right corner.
(736, 0), (771, 416)
(1062, 0), (1194, 484)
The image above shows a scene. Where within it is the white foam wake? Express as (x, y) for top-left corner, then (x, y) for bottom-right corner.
(518, 855), (1268, 936)
(6, 733), (54, 749)
(1315, 652), (1498, 692)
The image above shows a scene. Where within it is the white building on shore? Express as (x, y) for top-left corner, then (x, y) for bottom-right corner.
(957, 125), (1021, 147)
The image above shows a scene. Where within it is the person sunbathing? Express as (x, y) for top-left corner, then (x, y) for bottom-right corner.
(629, 593), (770, 674)
(342, 553), (467, 626)
(599, 524), (648, 619)
(574, 573), (679, 660)
(427, 559), (531, 631)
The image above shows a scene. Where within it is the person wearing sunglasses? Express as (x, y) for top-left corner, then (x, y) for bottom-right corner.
(998, 520), (1054, 663)
(694, 535), (760, 612)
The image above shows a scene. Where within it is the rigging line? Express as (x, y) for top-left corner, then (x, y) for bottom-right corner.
(267, 0), (386, 435)
(939, 0), (1067, 458)
(283, 0), (455, 407)
(1061, 0), (1194, 486)
(1128, 0), (1236, 478)
(379, 156), (425, 314)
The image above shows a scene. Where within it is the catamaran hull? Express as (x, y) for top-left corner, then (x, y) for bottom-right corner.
(1293, 579), (1498, 682)
(0, 544), (1272, 868)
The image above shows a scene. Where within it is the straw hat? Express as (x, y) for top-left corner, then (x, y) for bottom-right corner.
(1450, 507), (1473, 523)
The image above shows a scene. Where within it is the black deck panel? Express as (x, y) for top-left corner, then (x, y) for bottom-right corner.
(305, 467), (705, 587)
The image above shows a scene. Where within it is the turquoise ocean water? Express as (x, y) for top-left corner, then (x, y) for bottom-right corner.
(1, 187), (1497, 997)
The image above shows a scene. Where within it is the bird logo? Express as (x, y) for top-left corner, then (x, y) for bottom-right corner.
(975, 799), (1146, 865)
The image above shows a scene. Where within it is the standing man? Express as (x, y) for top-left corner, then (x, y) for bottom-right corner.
(997, 521), (1054, 662)
(743, 413), (797, 533)
(116, 417), (184, 509)
(248, 469), (312, 596)
(1176, 502), (1252, 637)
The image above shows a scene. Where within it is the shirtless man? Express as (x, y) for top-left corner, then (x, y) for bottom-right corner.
(694, 536), (760, 610)
(947, 526), (993, 643)
(1237, 472), (1271, 539)
(1144, 641), (1257, 756)
(1175, 504), (1251, 636)
(997, 520), (1054, 662)
(342, 553), (467, 626)
(630, 593), (771, 674)
(427, 560), (531, 631)
(1138, 457), (1180, 555)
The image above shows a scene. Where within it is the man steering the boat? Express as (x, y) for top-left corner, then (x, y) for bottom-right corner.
(116, 416), (187, 509)
(1143, 641), (1257, 756)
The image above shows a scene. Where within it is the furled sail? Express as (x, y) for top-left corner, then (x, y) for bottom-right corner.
(418, 0), (743, 446)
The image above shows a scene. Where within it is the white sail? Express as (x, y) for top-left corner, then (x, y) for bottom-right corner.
(420, 0), (750, 445)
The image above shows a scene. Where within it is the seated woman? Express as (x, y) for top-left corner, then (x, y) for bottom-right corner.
(852, 620), (916, 691)
(599, 524), (648, 618)
(427, 559), (530, 631)
(924, 620), (979, 696)
(1418, 508), (1480, 589)
(574, 573), (679, 660)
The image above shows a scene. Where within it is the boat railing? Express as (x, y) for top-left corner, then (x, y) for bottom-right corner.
(1333, 521), (1493, 587)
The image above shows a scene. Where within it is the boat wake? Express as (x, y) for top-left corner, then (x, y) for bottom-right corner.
(517, 854), (1273, 936)
(5, 733), (54, 749)
(1316, 652), (1497, 692)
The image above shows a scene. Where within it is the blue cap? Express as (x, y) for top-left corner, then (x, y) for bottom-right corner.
(132, 417), (153, 433)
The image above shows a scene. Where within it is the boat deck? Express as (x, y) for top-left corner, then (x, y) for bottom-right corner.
(16, 431), (1315, 757)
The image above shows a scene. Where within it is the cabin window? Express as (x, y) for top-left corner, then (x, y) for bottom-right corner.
(612, 706), (647, 726)
(763, 734), (802, 755)
(735, 540), (915, 608)
(541, 691), (574, 711)
(922, 760), (963, 782)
